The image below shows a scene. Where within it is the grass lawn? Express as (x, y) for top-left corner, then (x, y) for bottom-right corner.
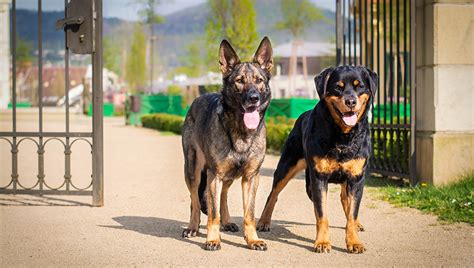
(366, 173), (474, 225)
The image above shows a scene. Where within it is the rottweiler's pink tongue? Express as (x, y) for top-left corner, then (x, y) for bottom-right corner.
(243, 110), (260, 129)
(342, 113), (358, 126)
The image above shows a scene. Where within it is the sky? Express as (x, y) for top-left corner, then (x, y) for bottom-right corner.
(16, 0), (336, 20)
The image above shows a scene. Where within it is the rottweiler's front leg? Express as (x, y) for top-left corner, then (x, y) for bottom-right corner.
(242, 174), (267, 251)
(204, 172), (223, 251)
(341, 180), (366, 253)
(311, 176), (331, 253)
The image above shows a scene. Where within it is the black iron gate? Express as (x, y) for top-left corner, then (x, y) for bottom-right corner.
(0, 0), (104, 206)
(336, 0), (416, 182)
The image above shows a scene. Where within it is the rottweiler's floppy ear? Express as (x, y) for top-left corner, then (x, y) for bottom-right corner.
(253, 36), (273, 71)
(360, 66), (378, 97)
(314, 67), (335, 99)
(219, 39), (241, 75)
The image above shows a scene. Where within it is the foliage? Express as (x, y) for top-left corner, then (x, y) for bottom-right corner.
(17, 37), (33, 67)
(133, 0), (165, 25)
(174, 41), (206, 77)
(141, 112), (294, 153)
(125, 24), (147, 92)
(203, 84), (221, 93)
(103, 37), (122, 76)
(167, 85), (182, 96)
(205, 0), (258, 68)
(226, 0), (258, 60)
(266, 122), (293, 153)
(276, 0), (324, 38)
(141, 113), (185, 134)
(371, 173), (474, 225)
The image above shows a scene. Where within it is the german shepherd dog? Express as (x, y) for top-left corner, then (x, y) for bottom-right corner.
(182, 37), (273, 251)
(257, 65), (377, 254)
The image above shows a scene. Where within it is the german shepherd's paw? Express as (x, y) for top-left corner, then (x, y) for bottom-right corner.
(204, 240), (221, 251)
(256, 222), (271, 232)
(182, 228), (198, 238)
(357, 222), (365, 232)
(347, 243), (366, 254)
(314, 241), (332, 253)
(247, 240), (267, 251)
(222, 223), (239, 232)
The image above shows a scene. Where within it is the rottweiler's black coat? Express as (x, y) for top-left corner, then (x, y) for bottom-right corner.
(257, 65), (378, 254)
(182, 37), (273, 251)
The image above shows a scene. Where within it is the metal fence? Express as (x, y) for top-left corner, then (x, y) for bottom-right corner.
(0, 0), (104, 206)
(336, 0), (416, 182)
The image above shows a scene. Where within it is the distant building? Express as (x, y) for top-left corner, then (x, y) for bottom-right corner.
(16, 66), (87, 106)
(0, 0), (10, 109)
(270, 41), (336, 99)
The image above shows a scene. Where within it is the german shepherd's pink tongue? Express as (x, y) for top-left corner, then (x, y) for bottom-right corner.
(342, 113), (358, 126)
(243, 110), (260, 129)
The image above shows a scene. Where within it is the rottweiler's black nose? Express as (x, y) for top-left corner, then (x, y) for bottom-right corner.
(345, 97), (357, 108)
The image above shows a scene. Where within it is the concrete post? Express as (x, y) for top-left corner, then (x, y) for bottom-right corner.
(0, 0), (10, 110)
(415, 0), (474, 185)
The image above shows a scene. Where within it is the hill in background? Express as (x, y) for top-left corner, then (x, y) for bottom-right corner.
(15, 1), (335, 71)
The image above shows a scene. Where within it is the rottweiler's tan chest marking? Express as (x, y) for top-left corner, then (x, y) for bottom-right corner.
(313, 156), (366, 177)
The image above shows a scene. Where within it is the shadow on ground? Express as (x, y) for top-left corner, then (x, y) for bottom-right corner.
(101, 216), (347, 252)
(0, 195), (91, 206)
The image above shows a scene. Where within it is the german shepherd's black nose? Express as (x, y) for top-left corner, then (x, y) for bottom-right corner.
(248, 88), (260, 104)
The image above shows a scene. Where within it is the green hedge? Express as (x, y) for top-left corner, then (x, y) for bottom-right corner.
(141, 113), (185, 135)
(141, 113), (293, 153)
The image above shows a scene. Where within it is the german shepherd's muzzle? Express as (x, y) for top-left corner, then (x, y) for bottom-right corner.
(181, 37), (273, 251)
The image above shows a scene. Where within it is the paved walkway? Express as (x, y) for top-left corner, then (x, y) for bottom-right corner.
(1, 115), (472, 266)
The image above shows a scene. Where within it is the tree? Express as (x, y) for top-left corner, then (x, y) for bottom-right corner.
(132, 0), (165, 91)
(276, 0), (323, 38)
(174, 41), (206, 78)
(125, 25), (147, 92)
(16, 38), (33, 68)
(276, 0), (324, 97)
(205, 0), (258, 69)
(103, 37), (122, 76)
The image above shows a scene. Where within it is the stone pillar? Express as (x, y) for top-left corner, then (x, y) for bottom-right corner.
(415, 0), (474, 185)
(0, 0), (10, 110)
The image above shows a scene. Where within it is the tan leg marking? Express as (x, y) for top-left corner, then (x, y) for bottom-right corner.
(340, 183), (366, 253)
(258, 159), (306, 228)
(314, 191), (331, 253)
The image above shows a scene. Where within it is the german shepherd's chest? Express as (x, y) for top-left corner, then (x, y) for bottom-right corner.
(209, 130), (266, 180)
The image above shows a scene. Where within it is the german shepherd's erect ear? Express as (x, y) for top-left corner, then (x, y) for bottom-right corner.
(219, 40), (241, 75)
(253, 36), (273, 71)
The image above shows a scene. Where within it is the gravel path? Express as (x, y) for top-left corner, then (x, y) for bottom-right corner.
(1, 116), (472, 266)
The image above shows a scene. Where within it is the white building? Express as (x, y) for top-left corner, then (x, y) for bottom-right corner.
(0, 0), (10, 109)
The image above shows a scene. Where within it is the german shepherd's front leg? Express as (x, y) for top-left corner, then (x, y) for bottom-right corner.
(242, 173), (267, 251)
(204, 171), (223, 251)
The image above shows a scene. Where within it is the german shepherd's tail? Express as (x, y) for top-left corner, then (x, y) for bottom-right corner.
(198, 168), (208, 215)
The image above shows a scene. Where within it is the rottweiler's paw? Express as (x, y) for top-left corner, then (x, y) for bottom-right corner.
(256, 222), (271, 232)
(347, 243), (366, 254)
(222, 223), (239, 232)
(182, 228), (198, 238)
(314, 242), (332, 253)
(248, 240), (267, 251)
(204, 240), (221, 251)
(357, 223), (365, 232)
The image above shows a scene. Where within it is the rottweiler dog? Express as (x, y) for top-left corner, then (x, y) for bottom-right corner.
(257, 65), (377, 254)
(181, 37), (273, 251)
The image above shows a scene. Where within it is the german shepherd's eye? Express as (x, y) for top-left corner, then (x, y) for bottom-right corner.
(235, 78), (244, 84)
(255, 77), (264, 83)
